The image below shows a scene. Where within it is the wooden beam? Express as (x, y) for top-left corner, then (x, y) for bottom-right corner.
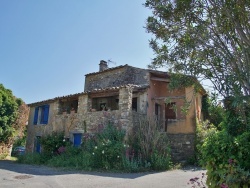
(90, 91), (119, 98)
(151, 77), (170, 82)
(152, 96), (185, 100)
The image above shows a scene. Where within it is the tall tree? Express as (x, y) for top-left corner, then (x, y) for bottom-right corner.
(145, 0), (250, 100)
(0, 84), (28, 144)
(0, 84), (18, 143)
(13, 99), (29, 139)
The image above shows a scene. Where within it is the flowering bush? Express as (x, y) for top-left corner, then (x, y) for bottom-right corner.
(40, 132), (67, 155)
(18, 121), (171, 172)
(88, 124), (126, 170)
(127, 115), (172, 171)
(188, 173), (207, 188)
(201, 130), (250, 187)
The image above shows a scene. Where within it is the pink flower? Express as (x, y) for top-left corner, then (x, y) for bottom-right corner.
(58, 146), (66, 154)
(228, 158), (234, 164)
(220, 183), (229, 188)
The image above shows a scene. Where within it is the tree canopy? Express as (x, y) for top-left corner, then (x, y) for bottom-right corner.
(0, 84), (27, 144)
(145, 0), (250, 100)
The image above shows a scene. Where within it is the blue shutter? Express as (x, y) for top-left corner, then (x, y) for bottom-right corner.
(73, 134), (82, 147)
(36, 136), (41, 153)
(43, 105), (49, 124)
(33, 107), (39, 125)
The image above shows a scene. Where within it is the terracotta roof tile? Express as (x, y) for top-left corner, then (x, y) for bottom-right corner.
(28, 84), (149, 106)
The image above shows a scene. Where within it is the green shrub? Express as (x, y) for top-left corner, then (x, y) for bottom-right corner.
(47, 148), (92, 170)
(202, 94), (225, 129)
(128, 115), (172, 171)
(17, 152), (43, 165)
(195, 120), (218, 165)
(0, 153), (8, 160)
(17, 121), (172, 172)
(150, 151), (171, 171)
(41, 132), (66, 156)
(201, 130), (250, 187)
(89, 124), (126, 170)
(122, 157), (142, 172)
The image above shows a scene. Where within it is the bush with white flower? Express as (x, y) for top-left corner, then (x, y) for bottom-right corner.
(89, 124), (126, 170)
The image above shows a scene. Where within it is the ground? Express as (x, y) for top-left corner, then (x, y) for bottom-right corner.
(0, 160), (206, 188)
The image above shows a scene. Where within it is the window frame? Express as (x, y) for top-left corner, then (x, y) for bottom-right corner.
(33, 104), (50, 125)
(165, 102), (177, 119)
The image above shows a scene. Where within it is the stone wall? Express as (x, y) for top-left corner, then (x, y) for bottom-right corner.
(84, 66), (149, 91)
(26, 86), (135, 152)
(167, 133), (195, 162)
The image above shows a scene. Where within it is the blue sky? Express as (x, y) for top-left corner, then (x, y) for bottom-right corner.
(0, 1), (155, 104)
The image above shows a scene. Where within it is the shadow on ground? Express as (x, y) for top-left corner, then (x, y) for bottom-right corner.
(0, 160), (153, 179)
(0, 159), (204, 179)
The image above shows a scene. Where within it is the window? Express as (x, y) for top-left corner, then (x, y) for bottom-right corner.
(155, 103), (160, 119)
(132, 98), (138, 112)
(92, 96), (119, 111)
(33, 105), (50, 125)
(59, 99), (78, 114)
(165, 103), (176, 119)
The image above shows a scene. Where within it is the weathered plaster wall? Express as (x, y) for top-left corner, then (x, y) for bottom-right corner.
(26, 101), (60, 152)
(148, 79), (186, 118)
(147, 79), (190, 133)
(167, 87), (196, 134)
(84, 66), (149, 92)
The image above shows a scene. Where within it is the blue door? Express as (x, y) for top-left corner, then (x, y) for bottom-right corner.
(36, 136), (41, 153)
(73, 134), (82, 147)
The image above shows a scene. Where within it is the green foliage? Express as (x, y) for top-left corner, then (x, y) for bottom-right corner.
(201, 130), (250, 187)
(18, 122), (171, 172)
(128, 115), (172, 171)
(0, 84), (19, 143)
(195, 120), (218, 165)
(89, 124), (126, 170)
(150, 151), (171, 171)
(47, 147), (92, 170)
(221, 101), (250, 136)
(40, 132), (66, 155)
(0, 153), (8, 160)
(17, 152), (44, 165)
(13, 126), (27, 148)
(122, 157), (143, 172)
(202, 94), (225, 129)
(145, 0), (250, 99)
(196, 100), (250, 187)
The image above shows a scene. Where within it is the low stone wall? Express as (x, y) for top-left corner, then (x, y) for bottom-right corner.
(167, 133), (195, 162)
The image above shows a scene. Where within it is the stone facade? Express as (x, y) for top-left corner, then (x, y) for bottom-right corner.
(167, 133), (195, 162)
(84, 65), (149, 91)
(26, 85), (136, 152)
(26, 62), (205, 161)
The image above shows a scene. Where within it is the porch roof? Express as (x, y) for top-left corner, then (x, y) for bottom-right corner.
(28, 84), (149, 107)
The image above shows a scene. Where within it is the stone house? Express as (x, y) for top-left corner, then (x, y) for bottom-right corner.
(26, 60), (205, 161)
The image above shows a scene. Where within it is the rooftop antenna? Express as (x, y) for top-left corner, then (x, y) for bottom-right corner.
(107, 59), (116, 66)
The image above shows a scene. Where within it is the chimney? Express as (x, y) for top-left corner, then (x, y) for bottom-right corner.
(99, 60), (108, 71)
